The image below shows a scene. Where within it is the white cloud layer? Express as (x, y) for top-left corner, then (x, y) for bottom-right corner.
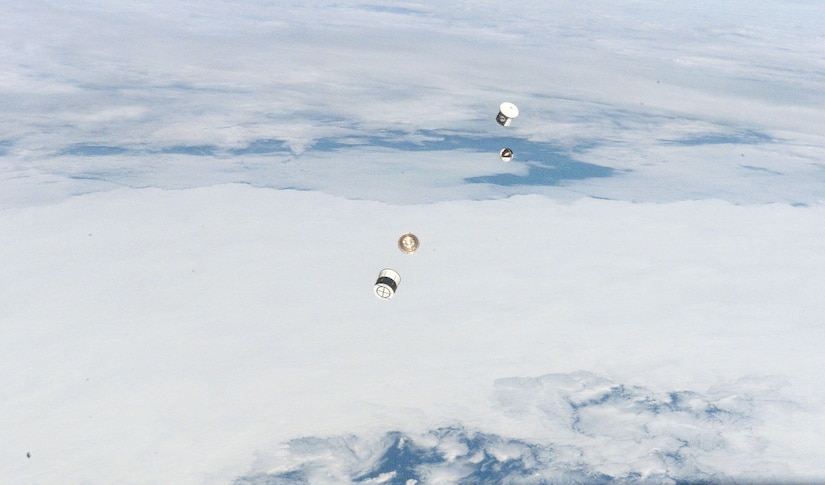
(241, 372), (818, 483)
(2, 186), (824, 483)
(1, 1), (824, 483)
(2, 0), (824, 207)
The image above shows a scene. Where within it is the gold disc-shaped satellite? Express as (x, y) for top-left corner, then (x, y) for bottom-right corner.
(398, 233), (420, 254)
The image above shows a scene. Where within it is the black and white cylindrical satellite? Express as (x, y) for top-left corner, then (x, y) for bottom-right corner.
(373, 268), (401, 300)
(499, 148), (513, 162)
(496, 102), (519, 127)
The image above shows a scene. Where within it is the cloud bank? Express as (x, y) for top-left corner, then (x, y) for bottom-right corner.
(2, 186), (823, 483)
(239, 372), (817, 484)
(2, 1), (824, 483)
(2, 1), (824, 206)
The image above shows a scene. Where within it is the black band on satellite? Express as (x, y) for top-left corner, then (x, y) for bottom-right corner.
(375, 276), (398, 292)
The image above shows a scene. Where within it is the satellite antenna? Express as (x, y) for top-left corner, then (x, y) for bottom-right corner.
(496, 102), (519, 126)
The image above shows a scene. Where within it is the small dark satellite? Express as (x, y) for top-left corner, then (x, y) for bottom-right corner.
(499, 148), (513, 162)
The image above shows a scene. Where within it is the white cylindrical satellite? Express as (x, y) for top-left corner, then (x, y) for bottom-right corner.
(398, 233), (420, 254)
(374, 268), (401, 300)
(496, 102), (519, 127)
(499, 148), (513, 162)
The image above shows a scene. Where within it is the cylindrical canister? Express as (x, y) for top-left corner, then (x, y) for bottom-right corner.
(496, 102), (519, 127)
(374, 268), (401, 300)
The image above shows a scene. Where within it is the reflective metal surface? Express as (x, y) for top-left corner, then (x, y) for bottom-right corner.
(398, 233), (420, 254)
(499, 148), (513, 162)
